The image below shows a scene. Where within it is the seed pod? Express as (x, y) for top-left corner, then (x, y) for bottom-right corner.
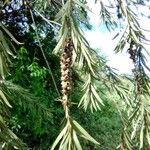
(65, 58), (71, 63)
(61, 75), (69, 81)
(61, 81), (66, 86)
(64, 48), (69, 53)
(61, 53), (68, 59)
(61, 69), (70, 76)
(66, 86), (71, 91)
(62, 63), (70, 69)
(62, 89), (67, 94)
(61, 57), (65, 63)
(61, 81), (70, 89)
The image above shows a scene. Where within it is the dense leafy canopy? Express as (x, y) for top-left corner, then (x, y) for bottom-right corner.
(0, 0), (150, 150)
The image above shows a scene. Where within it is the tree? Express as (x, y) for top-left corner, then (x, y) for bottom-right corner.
(0, 1), (55, 149)
(0, 0), (150, 149)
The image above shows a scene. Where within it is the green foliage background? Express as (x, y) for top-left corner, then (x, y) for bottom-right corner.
(8, 43), (121, 149)
(1, 6), (121, 148)
(1, 0), (150, 149)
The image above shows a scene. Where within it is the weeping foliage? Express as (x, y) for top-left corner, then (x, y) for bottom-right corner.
(1, 0), (150, 149)
(0, 24), (27, 149)
(51, 118), (99, 150)
(0, 29), (52, 149)
(49, 0), (132, 149)
(25, 0), (150, 149)
(0, 4), (51, 149)
(52, 0), (105, 112)
(0, 23), (19, 79)
(106, 0), (150, 149)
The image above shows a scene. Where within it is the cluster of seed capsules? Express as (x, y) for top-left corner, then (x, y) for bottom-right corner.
(129, 42), (143, 93)
(60, 38), (73, 96)
(128, 42), (137, 63)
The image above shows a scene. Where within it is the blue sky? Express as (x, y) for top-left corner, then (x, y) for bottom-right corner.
(84, 1), (150, 74)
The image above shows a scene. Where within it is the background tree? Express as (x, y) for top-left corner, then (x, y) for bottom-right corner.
(0, 0), (150, 150)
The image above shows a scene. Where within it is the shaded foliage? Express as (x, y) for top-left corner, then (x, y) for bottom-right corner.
(0, 0), (150, 150)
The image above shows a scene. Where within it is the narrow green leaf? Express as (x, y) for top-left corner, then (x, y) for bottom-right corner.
(91, 85), (104, 106)
(53, 28), (68, 54)
(0, 23), (23, 45)
(139, 122), (144, 149)
(51, 126), (67, 150)
(0, 90), (12, 108)
(72, 130), (82, 150)
(73, 120), (99, 145)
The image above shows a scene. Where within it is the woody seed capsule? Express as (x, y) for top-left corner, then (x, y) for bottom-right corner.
(60, 38), (73, 96)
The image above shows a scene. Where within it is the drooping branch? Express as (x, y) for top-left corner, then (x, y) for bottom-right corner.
(50, 0), (101, 149)
(112, 0), (150, 149)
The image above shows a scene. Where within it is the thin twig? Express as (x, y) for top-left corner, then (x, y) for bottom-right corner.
(29, 8), (60, 96)
(34, 9), (62, 28)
